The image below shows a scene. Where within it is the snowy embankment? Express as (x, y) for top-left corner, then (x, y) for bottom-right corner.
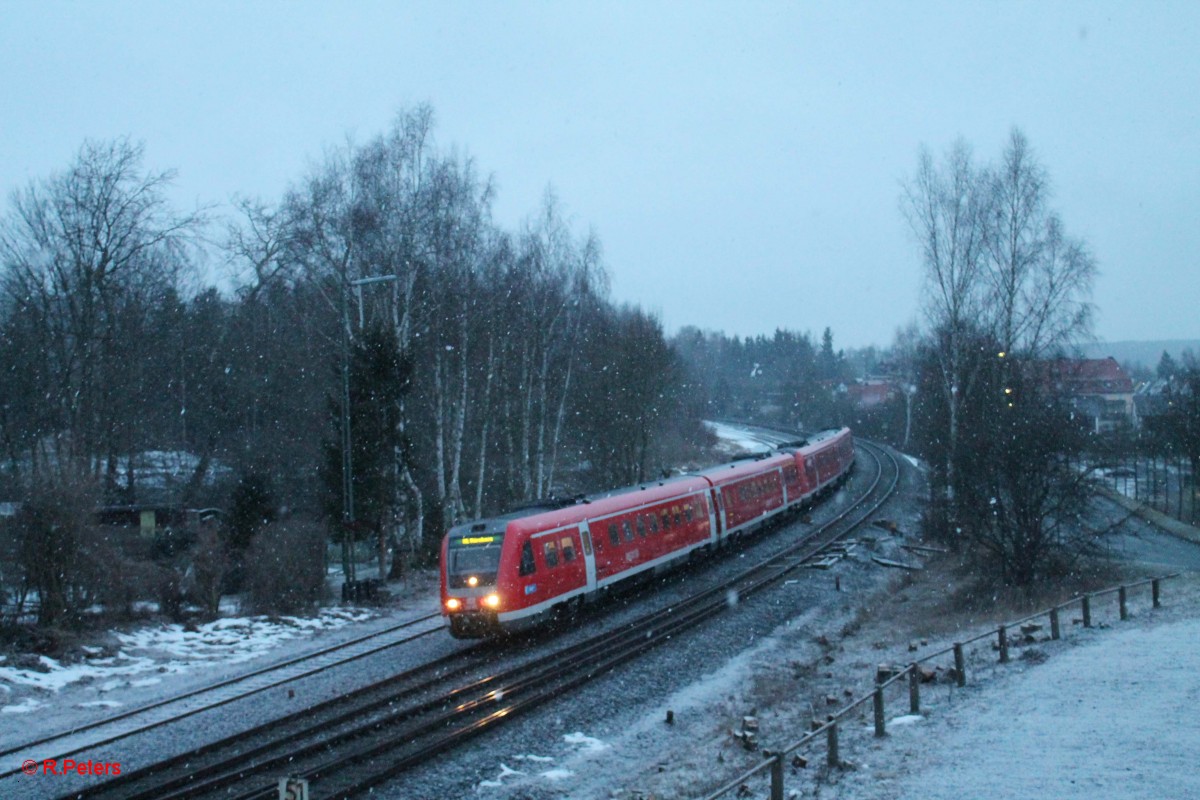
(831, 595), (1200, 800)
(702, 421), (775, 458)
(0, 608), (375, 718)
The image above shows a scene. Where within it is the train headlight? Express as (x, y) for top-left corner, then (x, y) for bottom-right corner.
(445, 597), (462, 612)
(467, 575), (479, 587)
(483, 593), (501, 609)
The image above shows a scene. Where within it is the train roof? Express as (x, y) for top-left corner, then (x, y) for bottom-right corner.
(688, 451), (795, 484)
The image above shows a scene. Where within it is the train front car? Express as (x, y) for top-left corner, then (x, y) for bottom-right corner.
(440, 516), (512, 638)
(441, 501), (596, 638)
(441, 477), (719, 638)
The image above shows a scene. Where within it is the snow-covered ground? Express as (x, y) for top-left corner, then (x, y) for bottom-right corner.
(832, 608), (1200, 800)
(703, 421), (777, 457)
(0, 608), (377, 716)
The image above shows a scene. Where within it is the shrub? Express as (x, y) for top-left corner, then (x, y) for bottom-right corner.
(12, 478), (99, 627)
(242, 519), (327, 614)
(185, 526), (228, 619)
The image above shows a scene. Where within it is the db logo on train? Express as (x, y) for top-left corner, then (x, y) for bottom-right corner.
(278, 776), (310, 800)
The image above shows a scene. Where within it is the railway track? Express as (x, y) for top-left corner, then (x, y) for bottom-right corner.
(51, 438), (901, 800)
(0, 610), (447, 783)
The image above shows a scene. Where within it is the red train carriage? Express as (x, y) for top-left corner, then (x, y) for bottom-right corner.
(690, 452), (797, 540)
(440, 427), (856, 638)
(441, 476), (715, 637)
(777, 427), (855, 498)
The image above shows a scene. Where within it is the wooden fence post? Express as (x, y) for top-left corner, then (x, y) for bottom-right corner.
(953, 643), (966, 687)
(1050, 607), (1061, 640)
(909, 664), (920, 714)
(769, 753), (784, 800)
(1153, 579), (1161, 608)
(998, 625), (1009, 663)
(1082, 595), (1092, 628)
(827, 721), (839, 768)
(873, 686), (886, 737)
(1119, 586), (1128, 621)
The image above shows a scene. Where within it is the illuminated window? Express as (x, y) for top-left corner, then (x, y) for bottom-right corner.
(543, 540), (559, 568)
(561, 536), (576, 562)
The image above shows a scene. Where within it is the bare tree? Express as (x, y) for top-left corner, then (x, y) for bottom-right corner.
(0, 138), (204, 481)
(904, 132), (1100, 582)
(982, 128), (1095, 359)
(901, 140), (988, 504)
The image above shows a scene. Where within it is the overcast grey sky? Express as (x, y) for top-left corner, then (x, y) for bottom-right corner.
(2, 1), (1197, 349)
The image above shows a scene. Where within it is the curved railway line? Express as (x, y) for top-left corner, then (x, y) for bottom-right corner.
(45, 438), (901, 800)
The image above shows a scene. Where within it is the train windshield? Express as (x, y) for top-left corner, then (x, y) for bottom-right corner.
(447, 534), (503, 587)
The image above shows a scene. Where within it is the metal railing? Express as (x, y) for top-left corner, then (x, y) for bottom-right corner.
(699, 573), (1179, 800)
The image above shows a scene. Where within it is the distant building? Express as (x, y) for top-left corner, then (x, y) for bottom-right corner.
(1045, 357), (1135, 433)
(845, 378), (898, 410)
(1133, 376), (1192, 429)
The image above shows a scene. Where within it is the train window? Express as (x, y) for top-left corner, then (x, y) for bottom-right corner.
(648, 514), (659, 534)
(561, 536), (576, 562)
(673, 511), (682, 526)
(581, 530), (593, 556)
(543, 540), (559, 568)
(685, 505), (694, 522)
(636, 516), (646, 537)
(661, 512), (671, 530)
(519, 541), (536, 576)
(608, 523), (620, 547)
(622, 520), (635, 542)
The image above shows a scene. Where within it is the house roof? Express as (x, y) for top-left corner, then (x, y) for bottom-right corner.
(1045, 357), (1134, 396)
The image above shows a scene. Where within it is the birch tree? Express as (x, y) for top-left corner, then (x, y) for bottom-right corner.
(901, 140), (988, 506)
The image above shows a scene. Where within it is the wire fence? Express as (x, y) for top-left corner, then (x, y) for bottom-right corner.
(699, 573), (1179, 800)
(1098, 453), (1196, 526)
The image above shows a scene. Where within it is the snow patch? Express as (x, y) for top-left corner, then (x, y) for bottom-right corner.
(704, 421), (772, 456)
(1, 697), (42, 714)
(889, 713), (923, 726)
(0, 607), (379, 698)
(563, 732), (611, 753)
(77, 700), (122, 709)
(477, 763), (526, 790)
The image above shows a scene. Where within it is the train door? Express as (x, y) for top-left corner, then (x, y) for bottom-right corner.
(713, 488), (728, 543)
(578, 521), (597, 594)
(704, 490), (720, 546)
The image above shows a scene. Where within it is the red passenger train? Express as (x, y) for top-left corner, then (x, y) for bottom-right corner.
(439, 427), (854, 638)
